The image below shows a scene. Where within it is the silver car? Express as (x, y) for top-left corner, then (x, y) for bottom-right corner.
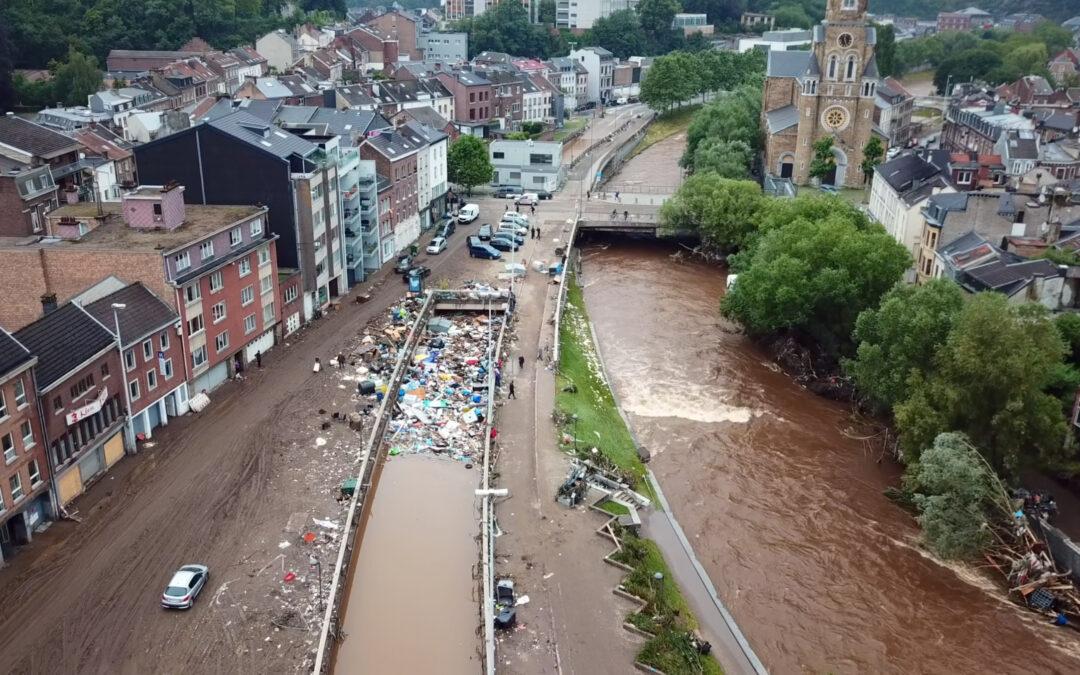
(161, 564), (209, 609)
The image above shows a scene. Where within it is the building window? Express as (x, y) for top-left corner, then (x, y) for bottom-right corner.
(163, 359), (174, 379)
(0, 391), (5, 419)
(842, 0), (856, 8)
(244, 314), (257, 335)
(493, 151), (505, 159)
(263, 301), (275, 323)
(9, 473), (22, 502)
(2, 433), (14, 463)
(215, 331), (229, 353)
(53, 396), (63, 413)
(846, 56), (856, 80)
(200, 240), (214, 260)
(142, 339), (153, 361)
(129, 378), (140, 401)
(125, 349), (136, 372)
(14, 379), (27, 408)
(212, 302), (227, 324)
(160, 331), (170, 351)
(284, 285), (298, 304)
(28, 459), (41, 487)
(230, 227), (242, 247)
(187, 313), (204, 336)
(147, 368), (157, 391)
(210, 271), (224, 293)
(174, 251), (191, 272)
(101, 362), (110, 379)
(239, 258), (251, 276)
(20, 420), (33, 449)
(956, 170), (972, 185)
(250, 219), (263, 237)
(260, 276), (273, 295)
(153, 203), (163, 217)
(192, 345), (208, 368)
(828, 55), (837, 80)
(259, 247), (271, 266)
(185, 283), (201, 303)
(241, 285), (255, 306)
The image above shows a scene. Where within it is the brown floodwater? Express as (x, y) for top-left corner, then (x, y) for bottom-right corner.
(579, 238), (1080, 674)
(335, 455), (480, 674)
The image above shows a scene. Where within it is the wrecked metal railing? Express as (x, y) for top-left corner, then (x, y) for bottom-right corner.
(311, 290), (436, 674)
(480, 306), (508, 675)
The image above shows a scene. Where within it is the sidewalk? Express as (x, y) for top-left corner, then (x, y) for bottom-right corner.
(494, 218), (641, 674)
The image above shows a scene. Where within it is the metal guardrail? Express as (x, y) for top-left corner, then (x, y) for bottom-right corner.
(480, 312), (508, 675)
(551, 219), (580, 367)
(311, 291), (436, 673)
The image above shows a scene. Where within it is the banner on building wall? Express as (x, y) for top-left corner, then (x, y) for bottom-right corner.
(66, 387), (109, 426)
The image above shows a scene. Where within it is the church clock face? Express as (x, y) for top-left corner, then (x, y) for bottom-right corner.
(838, 33), (853, 48)
(822, 106), (849, 131)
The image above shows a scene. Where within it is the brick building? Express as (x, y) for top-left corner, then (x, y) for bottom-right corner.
(365, 11), (420, 60)
(360, 130), (420, 262)
(762, 0), (886, 187)
(0, 330), (51, 564)
(435, 70), (493, 136)
(14, 303), (126, 508)
(0, 113), (78, 236)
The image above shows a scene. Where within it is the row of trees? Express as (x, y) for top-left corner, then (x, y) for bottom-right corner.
(676, 184), (1079, 558)
(891, 23), (1078, 88)
(640, 49), (764, 113)
(678, 83), (761, 178)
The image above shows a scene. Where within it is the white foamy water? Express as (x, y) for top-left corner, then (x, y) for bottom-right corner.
(620, 384), (763, 424)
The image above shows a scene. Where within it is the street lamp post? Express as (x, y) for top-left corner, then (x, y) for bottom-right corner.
(112, 303), (136, 451)
(309, 554), (323, 613)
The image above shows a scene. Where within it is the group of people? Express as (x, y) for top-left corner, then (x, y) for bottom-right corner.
(610, 209), (630, 221)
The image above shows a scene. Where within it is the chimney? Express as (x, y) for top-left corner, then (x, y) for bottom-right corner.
(122, 183), (187, 231)
(41, 293), (57, 315)
(383, 39), (399, 72)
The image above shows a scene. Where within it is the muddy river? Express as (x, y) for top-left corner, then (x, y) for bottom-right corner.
(580, 238), (1080, 673)
(335, 456), (480, 674)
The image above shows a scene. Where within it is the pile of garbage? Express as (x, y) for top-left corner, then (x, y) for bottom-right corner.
(376, 311), (504, 463)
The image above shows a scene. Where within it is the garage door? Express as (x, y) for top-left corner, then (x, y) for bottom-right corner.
(244, 330), (275, 364)
(78, 446), (105, 483)
(56, 467), (83, 506)
(147, 400), (162, 430)
(104, 432), (125, 467)
(192, 362), (229, 394)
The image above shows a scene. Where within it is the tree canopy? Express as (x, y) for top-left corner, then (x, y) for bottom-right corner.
(447, 135), (493, 195)
(454, 1), (557, 58)
(659, 174), (763, 249)
(586, 10), (649, 60)
(895, 293), (1068, 473)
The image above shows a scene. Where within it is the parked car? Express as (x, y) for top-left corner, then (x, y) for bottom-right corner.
(478, 223), (493, 241)
(504, 263), (527, 278)
(501, 212), (528, 226)
(493, 229), (526, 245)
(161, 564), (209, 609)
(395, 256), (413, 274)
(515, 193), (539, 206)
(403, 265), (431, 282)
(489, 237), (521, 252)
(536, 189), (553, 200)
(468, 236), (502, 259)
(497, 222), (528, 238)
(492, 187), (520, 199)
(426, 236), (447, 254)
(437, 219), (456, 237)
(458, 204), (480, 223)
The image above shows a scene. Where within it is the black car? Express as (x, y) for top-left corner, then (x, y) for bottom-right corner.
(488, 237), (520, 252)
(536, 190), (553, 200)
(403, 265), (431, 282)
(437, 219), (456, 237)
(478, 223), (493, 241)
(492, 187), (517, 198)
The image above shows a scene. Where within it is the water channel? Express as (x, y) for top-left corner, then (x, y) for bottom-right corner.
(579, 238), (1080, 673)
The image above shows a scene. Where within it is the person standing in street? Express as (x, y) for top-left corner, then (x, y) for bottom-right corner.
(518, 355), (525, 370)
(255, 351), (262, 368)
(508, 381), (516, 399)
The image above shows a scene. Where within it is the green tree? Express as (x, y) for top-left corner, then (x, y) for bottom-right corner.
(997, 42), (1049, 83)
(808, 136), (836, 184)
(640, 51), (699, 111)
(0, 21), (14, 113)
(51, 48), (102, 106)
(681, 84), (760, 166)
(637, 0), (682, 53)
(895, 293), (1068, 473)
(845, 280), (965, 411)
(873, 22), (896, 77)
(906, 432), (1010, 560)
(721, 201), (910, 352)
(771, 4), (813, 29)
(539, 0), (557, 24)
(586, 10), (649, 59)
(691, 138), (753, 177)
(455, 1), (552, 58)
(659, 174), (763, 249)
(934, 47), (1002, 92)
(679, 0), (744, 24)
(447, 135), (493, 195)
(860, 137), (885, 183)
(1055, 313), (1080, 365)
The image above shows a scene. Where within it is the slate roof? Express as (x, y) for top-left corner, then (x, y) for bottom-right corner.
(201, 97), (283, 123)
(400, 119), (448, 145)
(964, 258), (1061, 295)
(764, 105), (799, 134)
(1003, 131), (1039, 160)
(82, 283), (179, 348)
(14, 303), (116, 391)
(365, 128), (423, 158)
(336, 85), (378, 108)
(0, 329), (33, 379)
(1037, 111), (1078, 132)
(0, 115), (80, 158)
(875, 150), (950, 193)
(766, 50), (812, 78)
(206, 111), (317, 159)
(402, 105), (450, 130)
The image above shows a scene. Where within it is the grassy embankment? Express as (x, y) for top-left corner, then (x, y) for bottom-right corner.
(553, 116), (588, 142)
(627, 105), (700, 160)
(555, 272), (722, 674)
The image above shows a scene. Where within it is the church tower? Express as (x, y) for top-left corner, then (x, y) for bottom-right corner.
(763, 0), (886, 187)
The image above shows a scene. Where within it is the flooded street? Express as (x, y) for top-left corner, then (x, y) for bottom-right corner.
(580, 239), (1080, 673)
(336, 456), (480, 674)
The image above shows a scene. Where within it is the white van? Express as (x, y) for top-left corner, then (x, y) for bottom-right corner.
(458, 204), (480, 223)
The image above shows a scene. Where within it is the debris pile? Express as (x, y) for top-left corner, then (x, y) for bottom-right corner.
(379, 311), (505, 462)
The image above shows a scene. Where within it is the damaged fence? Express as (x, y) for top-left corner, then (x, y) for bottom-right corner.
(311, 291), (435, 674)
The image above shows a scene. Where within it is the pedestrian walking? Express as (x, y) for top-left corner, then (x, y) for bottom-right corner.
(505, 204), (509, 212)
(255, 351), (262, 368)
(615, 191), (620, 201)
(587, 190), (591, 200)
(508, 382), (516, 399)
(518, 355), (525, 370)
(516, 203), (520, 212)
(530, 204), (536, 215)
(624, 210), (629, 221)
(337, 352), (346, 369)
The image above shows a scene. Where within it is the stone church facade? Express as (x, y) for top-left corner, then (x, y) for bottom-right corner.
(761, 0), (887, 188)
